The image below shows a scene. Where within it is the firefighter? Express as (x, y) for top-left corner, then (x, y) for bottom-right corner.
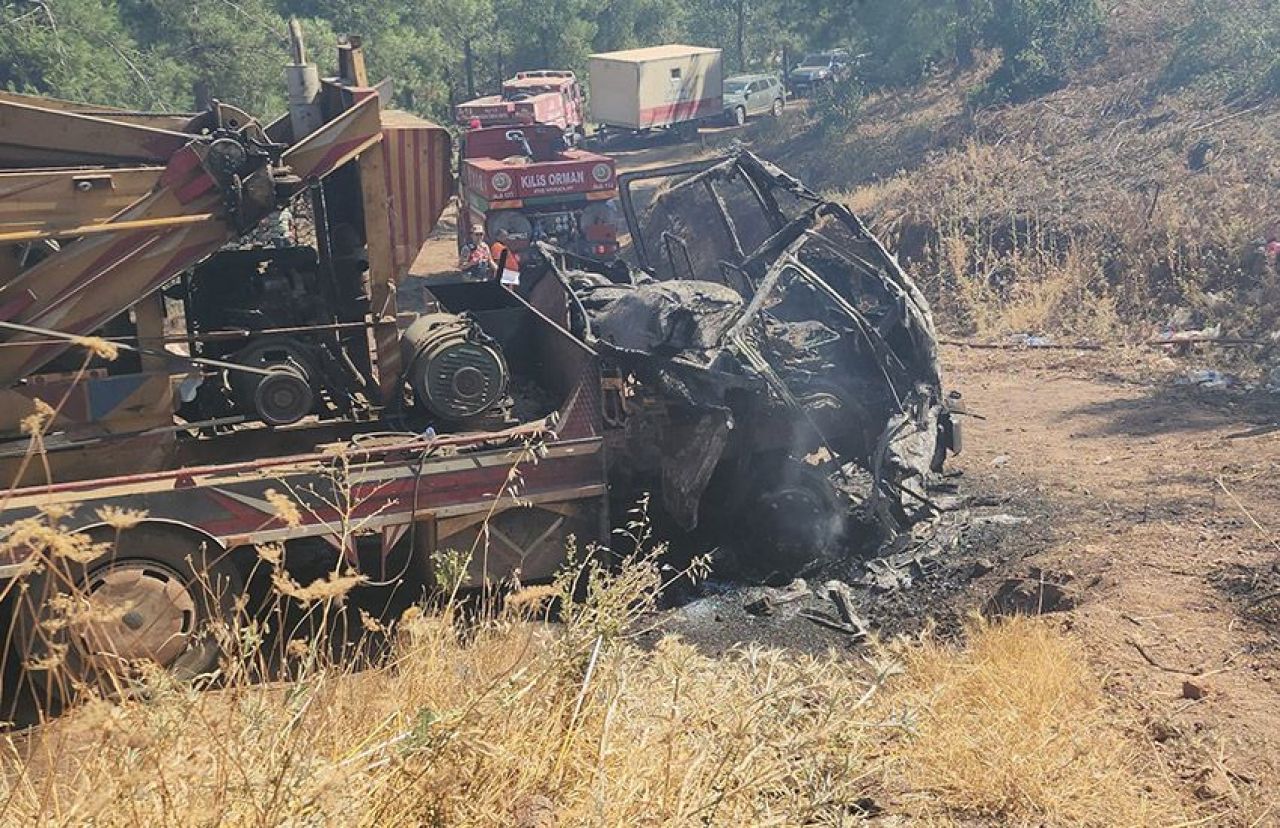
(459, 223), (493, 278)
(490, 229), (521, 290)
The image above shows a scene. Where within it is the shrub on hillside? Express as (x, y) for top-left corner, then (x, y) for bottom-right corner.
(1161, 0), (1280, 103)
(854, 0), (968, 86)
(976, 0), (1106, 104)
(813, 78), (865, 135)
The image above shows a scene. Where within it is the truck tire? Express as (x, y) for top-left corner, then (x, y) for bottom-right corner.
(732, 106), (746, 127)
(12, 524), (243, 712)
(771, 98), (784, 118)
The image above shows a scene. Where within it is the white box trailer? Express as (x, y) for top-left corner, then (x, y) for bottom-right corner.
(588, 45), (723, 134)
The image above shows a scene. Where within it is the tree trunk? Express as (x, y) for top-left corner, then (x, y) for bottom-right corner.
(735, 0), (747, 71)
(464, 37), (476, 98)
(956, 0), (976, 69)
(193, 79), (211, 111)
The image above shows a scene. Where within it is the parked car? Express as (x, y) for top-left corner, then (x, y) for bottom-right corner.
(722, 74), (787, 125)
(787, 49), (852, 96)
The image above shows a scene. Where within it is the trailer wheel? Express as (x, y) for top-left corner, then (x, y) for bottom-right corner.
(675, 120), (699, 143)
(13, 524), (242, 710)
(732, 106), (746, 127)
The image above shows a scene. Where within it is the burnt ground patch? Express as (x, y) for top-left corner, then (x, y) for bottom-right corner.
(1209, 562), (1280, 634)
(643, 472), (1059, 657)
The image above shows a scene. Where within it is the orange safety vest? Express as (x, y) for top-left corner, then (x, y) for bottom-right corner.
(492, 242), (521, 286)
(492, 242), (518, 266)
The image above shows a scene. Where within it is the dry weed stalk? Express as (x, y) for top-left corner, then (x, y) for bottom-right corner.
(0, 497), (1195, 827)
(0, 342), (1197, 826)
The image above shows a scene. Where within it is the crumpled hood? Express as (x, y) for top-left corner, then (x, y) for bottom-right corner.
(575, 279), (744, 355)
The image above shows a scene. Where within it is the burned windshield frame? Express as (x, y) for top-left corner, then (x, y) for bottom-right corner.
(617, 153), (822, 279)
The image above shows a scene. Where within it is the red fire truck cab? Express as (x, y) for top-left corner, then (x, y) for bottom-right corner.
(454, 71), (586, 137)
(458, 124), (621, 267)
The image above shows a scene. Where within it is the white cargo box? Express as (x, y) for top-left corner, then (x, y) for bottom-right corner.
(588, 45), (723, 130)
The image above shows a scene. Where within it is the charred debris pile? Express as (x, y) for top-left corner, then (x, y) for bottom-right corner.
(534, 151), (973, 591)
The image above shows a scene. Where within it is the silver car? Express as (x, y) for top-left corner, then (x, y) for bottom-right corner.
(722, 74), (787, 126)
(788, 50), (852, 96)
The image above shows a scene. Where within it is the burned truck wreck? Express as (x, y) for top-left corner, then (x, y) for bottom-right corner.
(535, 151), (958, 569)
(0, 28), (958, 706)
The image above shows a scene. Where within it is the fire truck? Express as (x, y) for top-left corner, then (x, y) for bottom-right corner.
(454, 71), (586, 138)
(456, 123), (621, 267)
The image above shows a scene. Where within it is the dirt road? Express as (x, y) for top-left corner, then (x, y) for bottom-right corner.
(945, 346), (1280, 812)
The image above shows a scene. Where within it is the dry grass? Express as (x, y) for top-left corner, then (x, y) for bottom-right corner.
(921, 219), (1122, 340)
(768, 0), (1280, 343)
(0, 532), (1197, 827)
(890, 620), (1184, 825)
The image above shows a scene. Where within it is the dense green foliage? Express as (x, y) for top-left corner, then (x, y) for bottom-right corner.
(1, 0), (156, 107)
(1, 0), (1108, 119)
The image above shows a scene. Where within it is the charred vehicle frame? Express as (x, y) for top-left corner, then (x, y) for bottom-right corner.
(535, 150), (960, 569)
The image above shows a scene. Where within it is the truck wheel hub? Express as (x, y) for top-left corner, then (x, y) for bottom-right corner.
(745, 472), (846, 568)
(80, 561), (198, 667)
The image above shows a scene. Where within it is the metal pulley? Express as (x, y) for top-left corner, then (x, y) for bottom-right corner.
(228, 338), (316, 427)
(206, 137), (248, 179)
(400, 313), (509, 421)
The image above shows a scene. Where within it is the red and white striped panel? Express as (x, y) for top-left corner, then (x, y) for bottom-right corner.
(380, 111), (454, 280)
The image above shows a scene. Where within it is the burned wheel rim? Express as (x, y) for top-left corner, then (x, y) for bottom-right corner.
(12, 525), (243, 714)
(80, 560), (199, 669)
(741, 463), (845, 571)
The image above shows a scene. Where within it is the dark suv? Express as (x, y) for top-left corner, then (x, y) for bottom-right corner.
(787, 50), (852, 96)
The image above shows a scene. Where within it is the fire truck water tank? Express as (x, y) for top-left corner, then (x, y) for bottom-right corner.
(400, 313), (509, 421)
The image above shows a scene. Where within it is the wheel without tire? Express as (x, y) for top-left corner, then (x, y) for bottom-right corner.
(738, 460), (845, 572)
(12, 524), (243, 711)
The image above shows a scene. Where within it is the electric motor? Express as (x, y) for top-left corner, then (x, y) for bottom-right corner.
(400, 313), (509, 421)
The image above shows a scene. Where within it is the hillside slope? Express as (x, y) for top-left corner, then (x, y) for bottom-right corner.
(763, 0), (1280, 349)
